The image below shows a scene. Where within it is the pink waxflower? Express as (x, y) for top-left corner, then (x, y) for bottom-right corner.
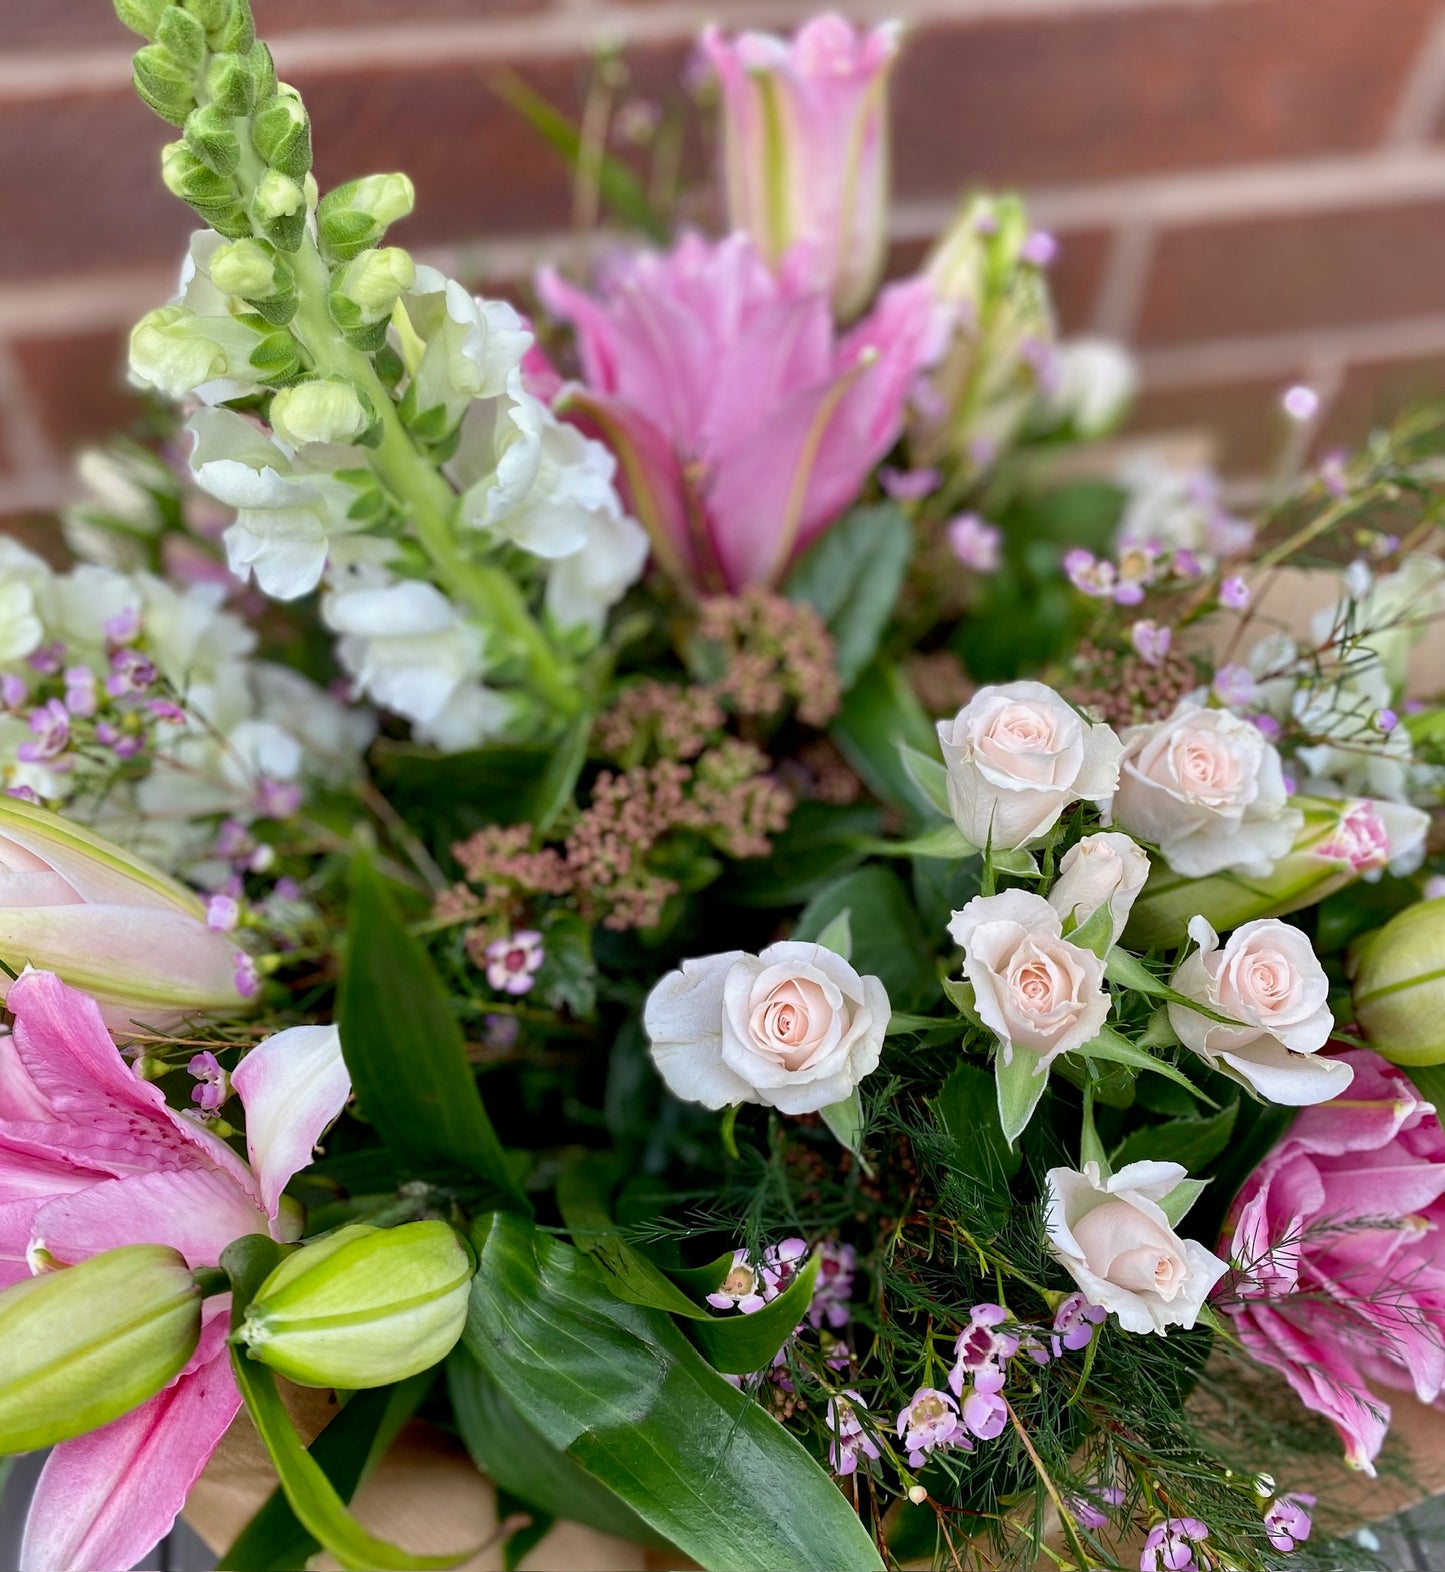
(1064, 549), (1117, 599)
(539, 232), (945, 592)
(1051, 1291), (1107, 1356)
(18, 700), (71, 764)
(762, 1235), (809, 1297)
(946, 513), (1002, 574)
(1140, 1518), (1209, 1572)
(187, 1050), (228, 1113)
(896, 1386), (969, 1468)
(1069, 1485), (1125, 1530)
(1130, 620), (1171, 667)
(701, 14), (900, 318)
(707, 1248), (768, 1313)
(484, 930), (544, 995)
(0, 971), (349, 1572)
(1211, 663), (1258, 709)
(1263, 1493), (1314, 1553)
(1220, 575), (1250, 611)
(1223, 1050), (1445, 1474)
(63, 668), (97, 719)
(825, 1388), (881, 1476)
(949, 1302), (1019, 1393)
(808, 1238), (856, 1329)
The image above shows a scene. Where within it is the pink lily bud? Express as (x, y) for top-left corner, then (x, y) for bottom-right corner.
(0, 794), (254, 1034)
(702, 14), (900, 320)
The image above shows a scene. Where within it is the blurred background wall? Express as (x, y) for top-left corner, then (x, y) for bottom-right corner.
(3, 0), (1445, 524)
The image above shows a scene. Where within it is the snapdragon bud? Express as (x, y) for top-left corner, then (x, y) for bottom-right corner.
(252, 89), (312, 180)
(237, 1222), (474, 1389)
(247, 329), (303, 382)
(212, 0), (255, 53)
(1352, 898), (1445, 1066)
(0, 1245), (203, 1455)
(156, 5), (207, 71)
(115, 0), (169, 40)
(132, 43), (198, 125)
(210, 236), (280, 298)
(131, 304), (261, 400)
(317, 174), (415, 263)
(205, 49), (256, 115)
(183, 0), (229, 31)
(251, 169), (308, 252)
(185, 103), (242, 178)
(329, 247), (415, 348)
(270, 380), (373, 448)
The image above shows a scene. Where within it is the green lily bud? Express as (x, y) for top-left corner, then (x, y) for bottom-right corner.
(205, 50), (255, 115)
(115, 0), (170, 41)
(210, 236), (280, 298)
(0, 1246), (202, 1455)
(131, 304), (261, 400)
(185, 104), (241, 177)
(1351, 898), (1445, 1065)
(270, 379), (373, 447)
(251, 169), (308, 252)
(317, 174), (415, 263)
(237, 1222), (474, 1389)
(329, 247), (415, 348)
(252, 90), (312, 180)
(133, 43), (197, 125)
(156, 5), (207, 71)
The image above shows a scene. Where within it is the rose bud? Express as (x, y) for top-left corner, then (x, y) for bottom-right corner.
(0, 1245), (203, 1455)
(0, 794), (253, 1034)
(1351, 897), (1445, 1066)
(1046, 832), (1150, 949)
(236, 1221), (474, 1388)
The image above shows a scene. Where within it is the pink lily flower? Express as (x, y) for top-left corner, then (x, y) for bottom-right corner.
(1222, 1049), (1445, 1475)
(701, 14), (900, 319)
(538, 232), (946, 594)
(0, 970), (350, 1571)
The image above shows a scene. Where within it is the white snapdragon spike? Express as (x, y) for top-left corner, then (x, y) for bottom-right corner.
(1043, 339), (1137, 438)
(1045, 1161), (1228, 1335)
(323, 569), (513, 751)
(1105, 702), (1303, 879)
(546, 504), (649, 643)
(1167, 916), (1349, 1106)
(189, 408), (363, 600)
(396, 268), (532, 433)
(129, 232), (266, 406)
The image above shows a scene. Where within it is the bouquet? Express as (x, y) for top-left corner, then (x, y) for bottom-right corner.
(4, 3), (1445, 1569)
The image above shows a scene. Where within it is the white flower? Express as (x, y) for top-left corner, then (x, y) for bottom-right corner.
(948, 890), (1110, 1068)
(1047, 832), (1149, 948)
(1168, 916), (1349, 1105)
(1313, 553), (1445, 691)
(546, 503), (648, 643)
(936, 681), (1123, 851)
(1045, 338), (1137, 437)
(0, 578), (43, 666)
(397, 269), (532, 434)
(189, 408), (363, 600)
(1114, 461), (1253, 562)
(1105, 703), (1303, 878)
(1045, 1161), (1228, 1335)
(643, 941), (890, 1116)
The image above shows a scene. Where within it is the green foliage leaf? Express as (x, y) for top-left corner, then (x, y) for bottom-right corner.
(796, 864), (939, 1009)
(933, 1061), (1020, 1220)
(717, 801), (883, 908)
(897, 743), (951, 817)
(1158, 1178), (1208, 1227)
(1316, 874), (1419, 954)
(1109, 1100), (1238, 1175)
(221, 1237), (469, 1572)
(830, 661), (937, 821)
(463, 1213), (884, 1571)
(814, 909), (853, 960)
(339, 852), (528, 1208)
(447, 1344), (665, 1548)
(996, 1049), (1050, 1145)
(371, 741), (568, 850)
(819, 1088), (865, 1154)
(785, 503), (913, 687)
(1070, 1025), (1213, 1103)
(859, 823), (974, 860)
(1065, 901), (1115, 959)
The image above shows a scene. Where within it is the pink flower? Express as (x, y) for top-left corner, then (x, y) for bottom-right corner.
(1051, 1291), (1107, 1356)
(1069, 1485), (1124, 1530)
(1130, 620), (1171, 667)
(808, 1237), (855, 1329)
(1140, 1518), (1209, 1572)
(539, 233), (945, 592)
(946, 513), (1002, 573)
(896, 1385), (968, 1468)
(18, 700), (70, 765)
(701, 14), (900, 318)
(949, 1302), (1020, 1400)
(825, 1388), (881, 1475)
(1315, 802), (1392, 873)
(1220, 575), (1250, 610)
(1, 971), (349, 1572)
(1224, 1049), (1445, 1474)
(484, 930), (544, 995)
(1264, 1493), (1314, 1553)
(707, 1248), (768, 1313)
(761, 1235), (809, 1298)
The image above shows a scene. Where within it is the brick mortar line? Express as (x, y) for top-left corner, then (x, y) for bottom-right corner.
(0, 0), (1263, 98)
(1387, 6), (1445, 144)
(1136, 315), (1445, 389)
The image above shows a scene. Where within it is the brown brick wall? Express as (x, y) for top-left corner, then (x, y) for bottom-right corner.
(3, 0), (1445, 519)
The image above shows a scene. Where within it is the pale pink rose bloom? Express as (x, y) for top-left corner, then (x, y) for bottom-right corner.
(1104, 701), (1303, 879)
(1046, 832), (1150, 949)
(701, 14), (900, 319)
(644, 941), (889, 1115)
(936, 681), (1123, 852)
(0, 972), (349, 1572)
(948, 890), (1111, 1069)
(1045, 1160), (1227, 1335)
(538, 232), (946, 592)
(1168, 916), (1349, 1106)
(1224, 1050), (1445, 1475)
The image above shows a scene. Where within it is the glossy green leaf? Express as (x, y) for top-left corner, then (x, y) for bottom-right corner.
(1110, 1100), (1238, 1175)
(897, 743), (951, 818)
(996, 1049), (1050, 1145)
(1072, 1026), (1213, 1103)
(830, 661), (937, 820)
(463, 1213), (883, 1571)
(532, 709), (594, 833)
(858, 823), (974, 860)
(1105, 947), (1241, 1026)
(819, 1089), (864, 1154)
(785, 503), (913, 687)
(223, 1377), (432, 1570)
(796, 865), (938, 1009)
(338, 853), (527, 1209)
(717, 801), (882, 908)
(446, 1344), (666, 1548)
(814, 909), (853, 960)
(1158, 1178), (1208, 1227)
(1064, 901), (1114, 959)
(221, 1237), (471, 1572)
